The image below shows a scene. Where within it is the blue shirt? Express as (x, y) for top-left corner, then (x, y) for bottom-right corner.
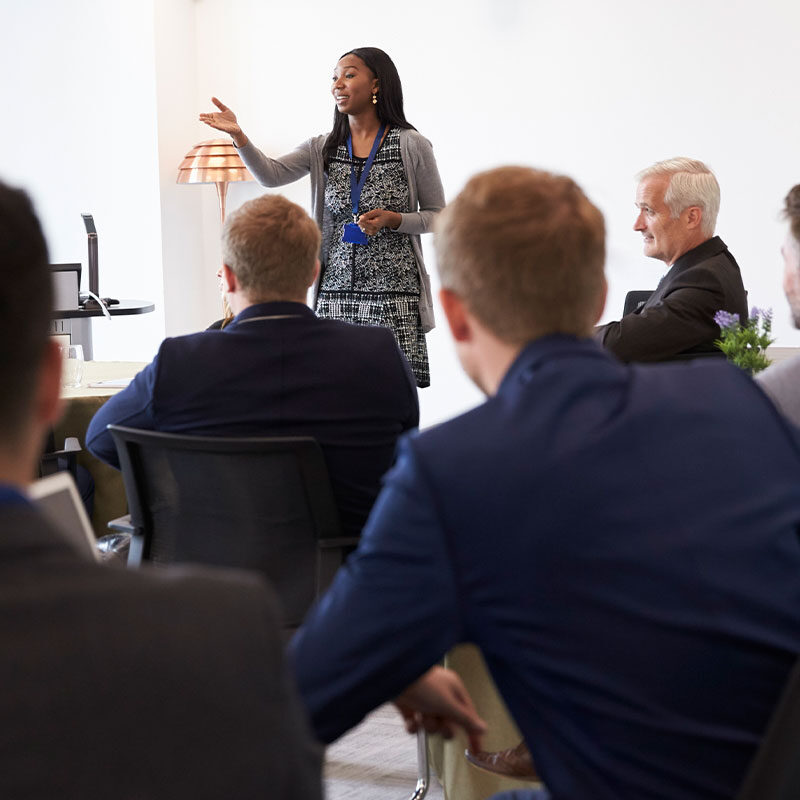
(0, 486), (29, 507)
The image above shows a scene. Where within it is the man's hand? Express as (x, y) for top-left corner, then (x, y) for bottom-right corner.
(394, 666), (486, 753)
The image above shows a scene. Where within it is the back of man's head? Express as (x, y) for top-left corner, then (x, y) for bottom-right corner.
(221, 194), (321, 302)
(0, 181), (52, 445)
(435, 166), (606, 344)
(636, 157), (720, 237)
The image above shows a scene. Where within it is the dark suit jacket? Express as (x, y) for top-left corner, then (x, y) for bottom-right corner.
(595, 236), (748, 362)
(0, 499), (321, 799)
(291, 336), (800, 800)
(87, 302), (419, 537)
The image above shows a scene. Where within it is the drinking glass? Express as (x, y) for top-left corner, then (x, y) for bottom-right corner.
(60, 344), (84, 389)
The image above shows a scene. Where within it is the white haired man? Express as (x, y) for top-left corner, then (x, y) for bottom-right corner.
(756, 184), (800, 425)
(595, 157), (748, 362)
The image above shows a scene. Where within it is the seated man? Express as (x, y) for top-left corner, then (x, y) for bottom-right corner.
(756, 183), (800, 425)
(290, 166), (800, 800)
(87, 193), (419, 538)
(595, 157), (748, 362)
(0, 179), (322, 798)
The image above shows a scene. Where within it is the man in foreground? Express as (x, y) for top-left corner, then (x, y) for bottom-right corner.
(757, 183), (800, 425)
(87, 193), (419, 538)
(0, 180), (322, 797)
(0, 181), (476, 797)
(290, 166), (800, 800)
(595, 157), (748, 361)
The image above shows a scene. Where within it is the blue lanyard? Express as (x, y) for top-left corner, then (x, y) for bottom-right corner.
(346, 124), (386, 223)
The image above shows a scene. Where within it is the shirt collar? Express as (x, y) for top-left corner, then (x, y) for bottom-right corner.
(497, 335), (613, 396)
(227, 301), (316, 329)
(670, 236), (727, 273)
(0, 484), (31, 507)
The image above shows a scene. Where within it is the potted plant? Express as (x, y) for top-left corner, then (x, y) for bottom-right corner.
(714, 307), (774, 375)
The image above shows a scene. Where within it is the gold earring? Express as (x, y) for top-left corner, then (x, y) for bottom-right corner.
(372, 93), (378, 105)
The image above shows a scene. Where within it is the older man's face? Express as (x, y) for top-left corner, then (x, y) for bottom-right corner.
(782, 229), (800, 328)
(634, 174), (691, 266)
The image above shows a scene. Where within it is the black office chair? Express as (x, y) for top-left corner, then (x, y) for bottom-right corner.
(621, 289), (725, 362)
(623, 289), (653, 316)
(736, 658), (800, 800)
(106, 425), (356, 628)
(39, 429), (81, 478)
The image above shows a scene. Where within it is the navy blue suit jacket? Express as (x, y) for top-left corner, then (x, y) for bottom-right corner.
(87, 302), (419, 538)
(290, 336), (800, 800)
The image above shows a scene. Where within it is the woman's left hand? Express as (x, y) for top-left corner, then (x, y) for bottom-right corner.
(358, 209), (402, 235)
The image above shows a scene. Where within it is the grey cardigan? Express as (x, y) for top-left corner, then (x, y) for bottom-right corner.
(237, 129), (444, 332)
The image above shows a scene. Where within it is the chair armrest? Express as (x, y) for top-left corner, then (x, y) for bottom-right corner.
(107, 514), (136, 534)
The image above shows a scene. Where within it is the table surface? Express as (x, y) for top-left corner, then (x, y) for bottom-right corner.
(53, 299), (155, 320)
(58, 361), (147, 536)
(61, 360), (147, 399)
(766, 346), (800, 366)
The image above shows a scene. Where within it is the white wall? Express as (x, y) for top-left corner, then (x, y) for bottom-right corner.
(185, 0), (800, 425)
(0, 0), (166, 361)
(5, 0), (800, 425)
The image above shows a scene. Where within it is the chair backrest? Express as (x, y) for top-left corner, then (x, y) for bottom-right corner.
(736, 658), (800, 800)
(623, 290), (654, 316)
(108, 425), (342, 628)
(621, 289), (725, 362)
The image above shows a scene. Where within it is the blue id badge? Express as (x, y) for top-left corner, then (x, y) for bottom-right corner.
(343, 222), (369, 245)
(343, 124), (386, 247)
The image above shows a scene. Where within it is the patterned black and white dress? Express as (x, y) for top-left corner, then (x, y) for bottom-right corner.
(317, 127), (429, 387)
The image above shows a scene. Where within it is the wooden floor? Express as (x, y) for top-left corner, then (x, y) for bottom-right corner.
(324, 704), (444, 800)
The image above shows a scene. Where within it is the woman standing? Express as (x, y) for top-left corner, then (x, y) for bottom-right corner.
(199, 47), (444, 387)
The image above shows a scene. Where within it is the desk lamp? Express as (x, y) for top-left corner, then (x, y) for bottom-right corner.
(177, 139), (254, 322)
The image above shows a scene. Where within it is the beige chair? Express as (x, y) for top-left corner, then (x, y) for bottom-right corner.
(428, 644), (543, 800)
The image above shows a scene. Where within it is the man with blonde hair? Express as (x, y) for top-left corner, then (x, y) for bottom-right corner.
(289, 166), (800, 800)
(595, 157), (748, 361)
(88, 193), (418, 538)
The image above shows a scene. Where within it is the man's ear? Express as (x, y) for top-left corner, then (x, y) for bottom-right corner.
(309, 259), (321, 289)
(685, 206), (702, 230)
(36, 339), (64, 428)
(439, 288), (473, 343)
(221, 263), (237, 293)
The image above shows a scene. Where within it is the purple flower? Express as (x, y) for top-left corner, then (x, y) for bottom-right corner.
(749, 307), (774, 325)
(714, 310), (740, 330)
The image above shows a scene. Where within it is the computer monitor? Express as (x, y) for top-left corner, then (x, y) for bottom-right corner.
(50, 263), (81, 312)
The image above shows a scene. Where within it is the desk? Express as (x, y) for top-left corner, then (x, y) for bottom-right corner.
(55, 361), (147, 537)
(51, 299), (155, 360)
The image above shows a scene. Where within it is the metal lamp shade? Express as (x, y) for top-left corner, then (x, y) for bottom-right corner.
(176, 138), (253, 222)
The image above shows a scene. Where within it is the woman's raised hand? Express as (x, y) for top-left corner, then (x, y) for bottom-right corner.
(199, 97), (244, 141)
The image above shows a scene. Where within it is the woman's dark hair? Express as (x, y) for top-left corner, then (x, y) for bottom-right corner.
(323, 47), (416, 169)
